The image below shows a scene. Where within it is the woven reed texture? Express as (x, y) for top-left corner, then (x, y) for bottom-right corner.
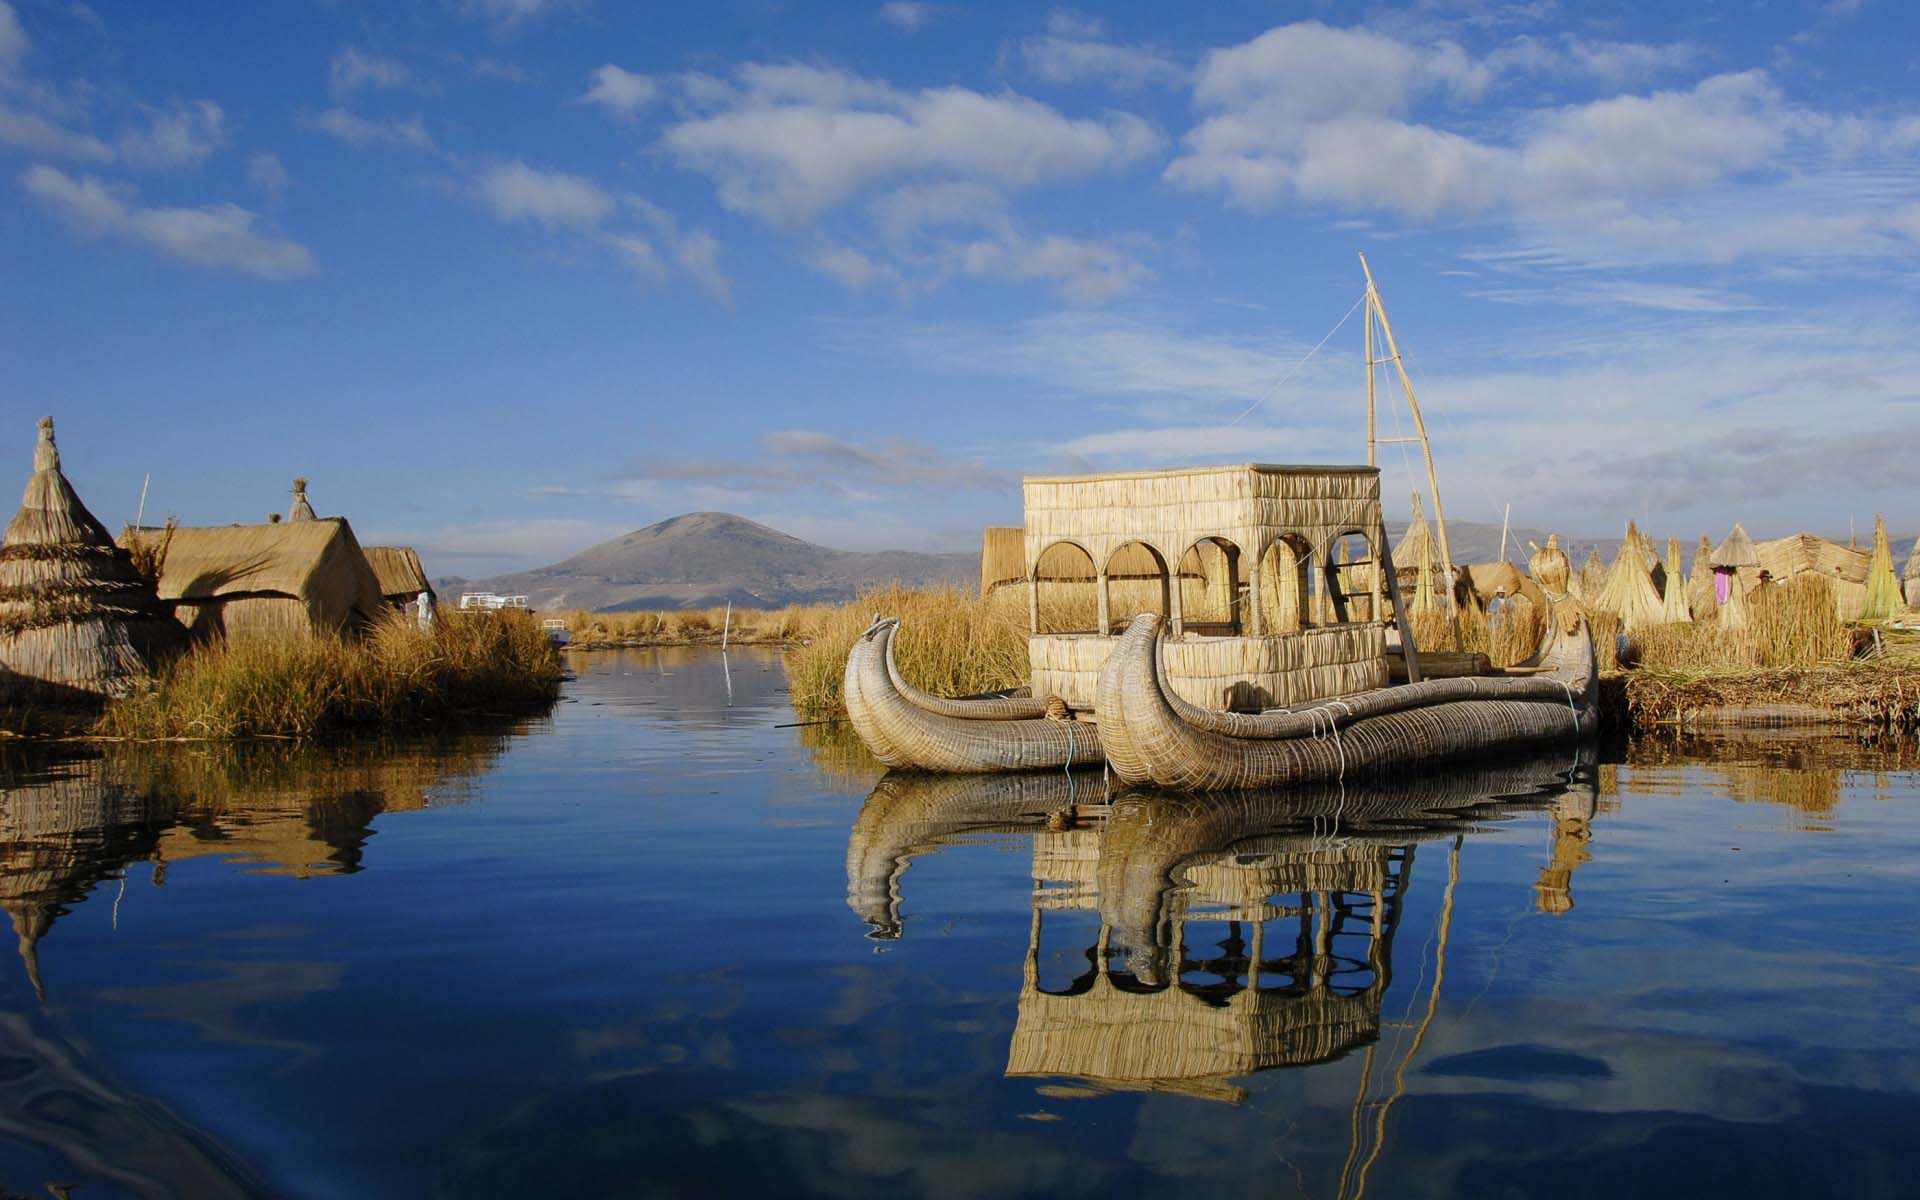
(1906, 536), (1920, 583)
(1686, 534), (1718, 617)
(1661, 537), (1693, 624)
(1754, 532), (1868, 619)
(1591, 536), (1665, 631)
(1022, 465), (1384, 611)
(363, 546), (432, 604)
(1572, 549), (1607, 604)
(1864, 514), (1901, 621)
(1, 418), (182, 697)
(1029, 624), (1386, 711)
(1094, 607), (1595, 791)
(845, 618), (1104, 772)
(1711, 522), (1760, 569)
(1528, 534), (1570, 598)
(129, 517), (386, 639)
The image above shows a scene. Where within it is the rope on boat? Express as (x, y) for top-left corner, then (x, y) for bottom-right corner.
(1063, 721), (1074, 780)
(1558, 680), (1580, 733)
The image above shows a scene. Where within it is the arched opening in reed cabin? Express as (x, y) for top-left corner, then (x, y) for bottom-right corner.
(1032, 541), (1098, 634)
(1325, 531), (1380, 624)
(1105, 541), (1171, 634)
(1178, 537), (1243, 636)
(1257, 534), (1316, 633)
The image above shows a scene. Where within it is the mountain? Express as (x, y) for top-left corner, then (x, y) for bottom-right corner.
(452, 512), (975, 612)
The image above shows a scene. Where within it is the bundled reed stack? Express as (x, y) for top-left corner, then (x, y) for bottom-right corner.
(1712, 522), (1759, 631)
(0, 418), (183, 698)
(1592, 525), (1665, 631)
(1391, 493), (1442, 611)
(1862, 514), (1900, 621)
(287, 477), (317, 523)
(1660, 537), (1691, 624)
(1573, 548), (1606, 603)
(1905, 535), (1920, 612)
(1687, 534), (1718, 618)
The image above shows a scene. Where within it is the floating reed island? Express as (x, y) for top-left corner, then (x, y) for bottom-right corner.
(806, 462), (1917, 787)
(0, 418), (561, 740)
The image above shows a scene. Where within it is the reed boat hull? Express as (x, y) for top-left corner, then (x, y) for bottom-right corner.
(844, 618), (1105, 773)
(1095, 606), (1596, 792)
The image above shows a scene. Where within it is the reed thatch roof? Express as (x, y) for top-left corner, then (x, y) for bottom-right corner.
(1755, 533), (1867, 584)
(0, 418), (182, 698)
(363, 546), (431, 604)
(129, 518), (385, 637)
(1712, 522), (1759, 569)
(1592, 535), (1665, 630)
(1660, 537), (1691, 624)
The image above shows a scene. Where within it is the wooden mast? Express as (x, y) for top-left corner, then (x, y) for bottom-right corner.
(1360, 253), (1457, 609)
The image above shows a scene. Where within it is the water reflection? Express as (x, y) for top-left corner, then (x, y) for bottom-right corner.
(0, 731), (516, 1001)
(847, 753), (1599, 1104)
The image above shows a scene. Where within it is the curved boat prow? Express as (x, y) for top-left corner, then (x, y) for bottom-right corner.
(843, 618), (1105, 773)
(1096, 605), (1596, 791)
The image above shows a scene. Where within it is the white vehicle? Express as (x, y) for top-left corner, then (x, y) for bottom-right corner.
(458, 592), (531, 611)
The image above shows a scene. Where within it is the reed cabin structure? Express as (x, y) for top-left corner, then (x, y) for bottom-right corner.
(1019, 463), (1392, 711)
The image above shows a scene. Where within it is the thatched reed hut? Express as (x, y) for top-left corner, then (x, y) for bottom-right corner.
(1592, 529), (1665, 630)
(1711, 523), (1759, 606)
(980, 526), (1025, 596)
(1572, 548), (1606, 604)
(1660, 537), (1691, 624)
(0, 418), (182, 699)
(1755, 532), (1868, 619)
(1686, 534), (1718, 618)
(132, 518), (386, 641)
(1864, 514), (1901, 621)
(363, 546), (433, 609)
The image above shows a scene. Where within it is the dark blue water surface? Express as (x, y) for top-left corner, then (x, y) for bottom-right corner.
(1, 646), (1918, 1199)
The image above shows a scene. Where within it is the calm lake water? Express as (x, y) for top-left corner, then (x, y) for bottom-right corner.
(1, 647), (1918, 1199)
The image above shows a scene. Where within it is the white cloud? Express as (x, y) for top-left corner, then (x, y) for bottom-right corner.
(302, 107), (433, 150)
(672, 228), (731, 305)
(22, 164), (316, 279)
(247, 151), (288, 197)
(1020, 11), (1184, 91)
(877, 2), (942, 31)
(0, 102), (111, 160)
(813, 243), (899, 290)
(0, 1), (26, 79)
(662, 61), (1162, 224)
(115, 98), (223, 169)
(580, 64), (656, 117)
(478, 160), (612, 227)
(328, 46), (411, 101)
(607, 234), (667, 284)
(457, 0), (585, 33)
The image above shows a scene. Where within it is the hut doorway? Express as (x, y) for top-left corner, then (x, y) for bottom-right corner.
(1033, 542), (1098, 634)
(1177, 537), (1243, 636)
(1257, 535), (1316, 633)
(1104, 542), (1172, 634)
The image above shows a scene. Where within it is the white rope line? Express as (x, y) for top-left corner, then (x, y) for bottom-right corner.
(1559, 680), (1580, 733)
(1063, 721), (1074, 778)
(1227, 290), (1368, 428)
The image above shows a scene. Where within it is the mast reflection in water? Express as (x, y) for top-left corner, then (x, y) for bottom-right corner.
(848, 751), (1599, 1110)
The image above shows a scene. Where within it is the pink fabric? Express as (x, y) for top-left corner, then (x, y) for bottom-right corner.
(1715, 571), (1730, 604)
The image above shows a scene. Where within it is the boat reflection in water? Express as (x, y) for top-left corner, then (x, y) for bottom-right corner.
(847, 751), (1599, 1104)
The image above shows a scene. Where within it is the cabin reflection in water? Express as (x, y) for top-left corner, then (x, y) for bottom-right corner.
(0, 734), (513, 998)
(847, 755), (1600, 1103)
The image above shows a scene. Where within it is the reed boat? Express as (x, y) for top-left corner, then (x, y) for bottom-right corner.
(1095, 599), (1594, 792)
(843, 617), (1105, 772)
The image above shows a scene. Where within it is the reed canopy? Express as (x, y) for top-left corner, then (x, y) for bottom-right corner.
(0, 418), (182, 698)
(129, 518), (386, 641)
(363, 546), (433, 608)
(1711, 522), (1760, 570)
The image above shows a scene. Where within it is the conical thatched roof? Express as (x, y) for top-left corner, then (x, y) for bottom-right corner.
(1687, 534), (1718, 617)
(1711, 522), (1759, 569)
(0, 418), (182, 698)
(1391, 493), (1433, 570)
(1592, 537), (1665, 630)
(1571, 548), (1606, 603)
(1905, 535), (1920, 583)
(1863, 514), (1900, 621)
(1661, 537), (1691, 624)
(1622, 520), (1659, 574)
(287, 477), (316, 523)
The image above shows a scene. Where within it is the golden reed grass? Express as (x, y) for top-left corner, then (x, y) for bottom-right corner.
(784, 584), (1037, 716)
(98, 609), (562, 740)
(557, 604), (835, 646)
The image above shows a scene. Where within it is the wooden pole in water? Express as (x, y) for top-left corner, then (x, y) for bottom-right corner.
(722, 601), (732, 650)
(1359, 253), (1457, 609)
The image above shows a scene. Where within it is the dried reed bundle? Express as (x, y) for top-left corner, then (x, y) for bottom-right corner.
(1660, 536), (1691, 624)
(1863, 514), (1900, 621)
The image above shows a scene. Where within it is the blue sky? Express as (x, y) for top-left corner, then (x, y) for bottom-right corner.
(3, 0), (1917, 574)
